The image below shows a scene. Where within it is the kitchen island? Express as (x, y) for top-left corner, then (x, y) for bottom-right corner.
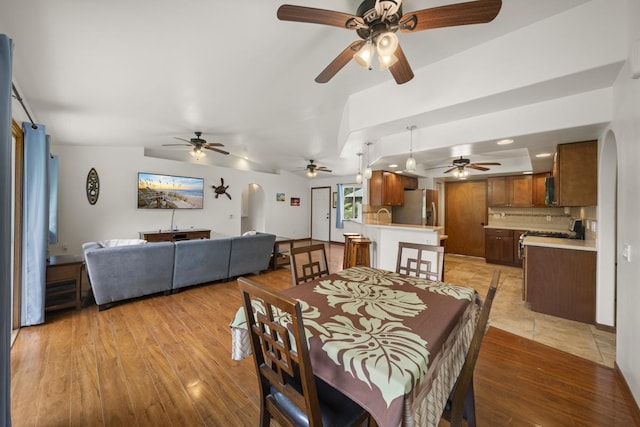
(522, 236), (596, 323)
(353, 222), (444, 271)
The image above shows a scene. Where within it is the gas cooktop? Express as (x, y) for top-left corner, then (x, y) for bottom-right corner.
(524, 230), (575, 239)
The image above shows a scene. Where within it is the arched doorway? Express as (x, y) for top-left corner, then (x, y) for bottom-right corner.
(241, 183), (265, 234)
(598, 130), (618, 327)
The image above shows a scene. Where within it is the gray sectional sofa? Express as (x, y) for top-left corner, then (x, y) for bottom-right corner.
(83, 232), (276, 310)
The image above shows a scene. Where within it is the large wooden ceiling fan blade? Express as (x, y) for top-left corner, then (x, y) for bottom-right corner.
(389, 44), (414, 84)
(204, 146), (229, 155)
(315, 40), (364, 83)
(277, 5), (365, 29)
(399, 0), (502, 33)
(471, 162), (501, 166)
(468, 164), (490, 171)
(444, 166), (458, 174)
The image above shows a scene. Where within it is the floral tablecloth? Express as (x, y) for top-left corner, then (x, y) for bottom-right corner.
(230, 266), (479, 427)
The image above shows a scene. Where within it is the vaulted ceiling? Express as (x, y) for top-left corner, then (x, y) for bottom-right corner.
(2, 0), (625, 179)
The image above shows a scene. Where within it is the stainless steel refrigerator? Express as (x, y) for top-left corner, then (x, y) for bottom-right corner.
(392, 189), (439, 226)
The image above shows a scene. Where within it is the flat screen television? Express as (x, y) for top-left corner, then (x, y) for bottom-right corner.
(137, 172), (204, 209)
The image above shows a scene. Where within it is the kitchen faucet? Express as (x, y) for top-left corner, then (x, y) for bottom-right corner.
(376, 208), (391, 224)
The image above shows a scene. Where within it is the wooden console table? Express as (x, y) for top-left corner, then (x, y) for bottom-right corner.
(139, 228), (211, 242)
(46, 254), (84, 312)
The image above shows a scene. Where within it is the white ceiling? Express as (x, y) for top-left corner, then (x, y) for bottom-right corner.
(1, 0), (621, 179)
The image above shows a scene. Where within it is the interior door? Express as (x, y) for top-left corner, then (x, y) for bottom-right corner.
(311, 187), (330, 241)
(445, 181), (487, 257)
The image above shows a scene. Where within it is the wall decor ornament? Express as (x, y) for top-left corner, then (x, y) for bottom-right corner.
(212, 177), (232, 199)
(86, 168), (99, 205)
(290, 197), (300, 206)
(276, 193), (285, 202)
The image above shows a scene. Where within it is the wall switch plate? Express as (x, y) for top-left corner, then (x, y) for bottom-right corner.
(622, 244), (631, 262)
(546, 215), (551, 222)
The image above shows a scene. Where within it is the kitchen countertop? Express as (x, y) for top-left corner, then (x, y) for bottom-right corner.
(484, 225), (568, 233)
(523, 236), (596, 252)
(364, 222), (444, 232)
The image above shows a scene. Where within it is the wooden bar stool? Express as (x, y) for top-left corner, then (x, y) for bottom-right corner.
(349, 238), (371, 268)
(342, 233), (361, 269)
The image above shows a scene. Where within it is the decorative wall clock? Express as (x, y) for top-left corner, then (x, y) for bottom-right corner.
(86, 168), (99, 205)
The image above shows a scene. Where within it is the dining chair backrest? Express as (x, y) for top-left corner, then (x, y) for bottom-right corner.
(442, 269), (501, 427)
(396, 242), (444, 281)
(289, 243), (329, 285)
(237, 277), (368, 427)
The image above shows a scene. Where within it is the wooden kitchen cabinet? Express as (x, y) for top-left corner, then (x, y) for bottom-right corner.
(532, 172), (551, 207)
(369, 170), (404, 206)
(552, 140), (597, 206)
(524, 245), (596, 324)
(485, 228), (514, 265)
(401, 175), (418, 190)
(487, 175), (532, 207)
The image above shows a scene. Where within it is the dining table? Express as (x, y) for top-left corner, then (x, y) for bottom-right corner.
(230, 266), (480, 427)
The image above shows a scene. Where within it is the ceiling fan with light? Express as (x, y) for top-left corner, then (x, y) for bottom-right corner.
(300, 160), (332, 177)
(162, 131), (230, 158)
(427, 156), (501, 177)
(277, 0), (502, 84)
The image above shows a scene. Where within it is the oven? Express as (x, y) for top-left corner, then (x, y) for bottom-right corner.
(518, 230), (574, 259)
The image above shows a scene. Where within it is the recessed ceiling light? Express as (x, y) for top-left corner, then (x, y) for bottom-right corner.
(497, 139), (514, 145)
(536, 153), (552, 158)
(389, 164), (398, 168)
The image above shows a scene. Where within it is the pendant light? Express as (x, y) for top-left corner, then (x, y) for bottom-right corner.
(364, 142), (373, 179)
(406, 125), (417, 172)
(356, 152), (363, 184)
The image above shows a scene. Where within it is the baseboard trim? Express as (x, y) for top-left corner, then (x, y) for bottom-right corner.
(614, 361), (640, 421)
(595, 322), (616, 333)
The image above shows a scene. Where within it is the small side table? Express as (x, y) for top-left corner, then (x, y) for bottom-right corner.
(46, 254), (84, 312)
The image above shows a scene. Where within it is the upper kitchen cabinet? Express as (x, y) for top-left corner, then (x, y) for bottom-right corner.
(369, 170), (404, 206)
(532, 172), (552, 207)
(552, 140), (598, 207)
(487, 175), (533, 207)
(402, 175), (418, 190)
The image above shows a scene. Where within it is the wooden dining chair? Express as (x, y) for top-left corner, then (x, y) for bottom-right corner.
(237, 277), (370, 427)
(442, 269), (501, 427)
(396, 242), (445, 281)
(289, 243), (330, 285)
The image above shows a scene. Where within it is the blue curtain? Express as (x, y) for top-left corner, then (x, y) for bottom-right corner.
(49, 154), (58, 244)
(22, 123), (48, 326)
(335, 184), (344, 229)
(0, 33), (13, 426)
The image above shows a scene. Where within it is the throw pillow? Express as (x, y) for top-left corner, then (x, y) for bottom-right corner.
(98, 238), (147, 248)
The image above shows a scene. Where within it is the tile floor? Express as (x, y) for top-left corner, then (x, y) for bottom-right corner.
(444, 253), (616, 367)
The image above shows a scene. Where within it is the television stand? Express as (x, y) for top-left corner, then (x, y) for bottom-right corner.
(139, 229), (211, 242)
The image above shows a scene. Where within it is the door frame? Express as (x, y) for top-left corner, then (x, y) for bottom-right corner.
(12, 119), (23, 338)
(311, 186), (331, 242)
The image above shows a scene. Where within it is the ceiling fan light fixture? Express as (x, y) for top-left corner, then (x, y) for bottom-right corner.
(379, 53), (398, 70)
(307, 169), (317, 178)
(354, 41), (374, 69)
(376, 31), (398, 56)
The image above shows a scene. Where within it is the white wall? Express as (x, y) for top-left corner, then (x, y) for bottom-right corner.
(611, 0), (640, 404)
(48, 144), (311, 255)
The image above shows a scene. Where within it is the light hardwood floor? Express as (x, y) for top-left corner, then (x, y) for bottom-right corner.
(10, 243), (639, 426)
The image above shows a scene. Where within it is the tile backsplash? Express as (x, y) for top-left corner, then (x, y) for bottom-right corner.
(487, 206), (597, 241)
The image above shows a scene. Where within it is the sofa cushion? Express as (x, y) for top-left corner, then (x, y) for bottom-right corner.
(83, 241), (174, 306)
(173, 238), (232, 289)
(228, 232), (276, 277)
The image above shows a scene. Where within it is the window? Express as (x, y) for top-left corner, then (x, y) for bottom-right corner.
(342, 185), (363, 220)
